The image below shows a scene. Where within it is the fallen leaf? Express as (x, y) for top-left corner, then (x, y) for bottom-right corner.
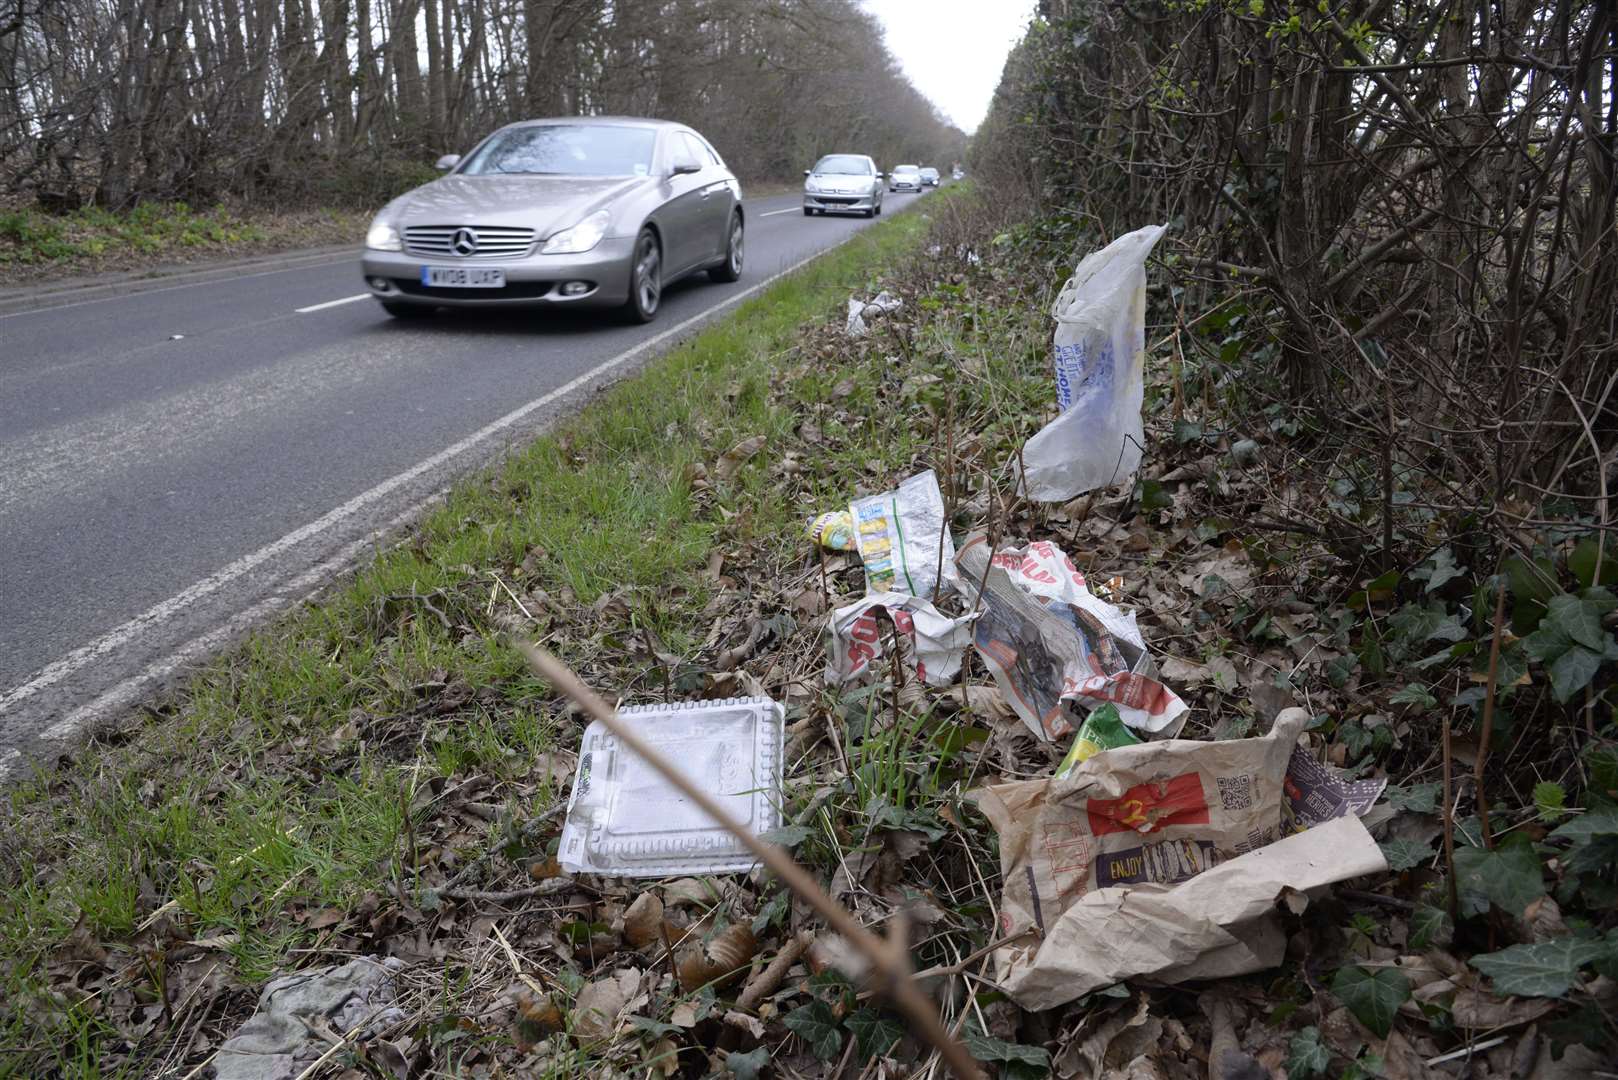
(572, 969), (639, 1043)
(622, 893), (665, 948)
(662, 878), (721, 908)
(1448, 988), (1559, 1029)
(715, 436), (767, 480)
(677, 923), (756, 991)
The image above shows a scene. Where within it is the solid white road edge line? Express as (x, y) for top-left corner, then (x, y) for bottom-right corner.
(14, 489), (446, 768)
(759, 207), (801, 217)
(295, 293), (370, 313)
(0, 243), (836, 719)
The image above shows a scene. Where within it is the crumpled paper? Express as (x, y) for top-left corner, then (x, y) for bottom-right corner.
(972, 710), (1386, 1009)
(955, 535), (1187, 738)
(825, 592), (976, 688)
(214, 957), (405, 1080)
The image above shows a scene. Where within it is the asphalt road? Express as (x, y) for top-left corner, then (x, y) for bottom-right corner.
(0, 188), (930, 768)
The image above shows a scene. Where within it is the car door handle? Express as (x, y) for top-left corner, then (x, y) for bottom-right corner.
(698, 188), (712, 199)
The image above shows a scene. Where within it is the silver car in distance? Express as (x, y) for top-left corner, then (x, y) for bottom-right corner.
(888, 165), (923, 193)
(802, 154), (885, 218)
(362, 117), (744, 323)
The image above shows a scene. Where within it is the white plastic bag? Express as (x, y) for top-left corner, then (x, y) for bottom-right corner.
(1019, 224), (1166, 501)
(845, 291), (901, 337)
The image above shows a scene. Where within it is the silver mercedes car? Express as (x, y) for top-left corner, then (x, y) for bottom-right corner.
(361, 117), (744, 323)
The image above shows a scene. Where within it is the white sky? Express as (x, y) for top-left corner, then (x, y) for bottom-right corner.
(862, 0), (1037, 133)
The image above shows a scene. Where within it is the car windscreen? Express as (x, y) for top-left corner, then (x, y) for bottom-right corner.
(812, 155), (871, 175)
(894, 166), (919, 174)
(460, 125), (657, 177)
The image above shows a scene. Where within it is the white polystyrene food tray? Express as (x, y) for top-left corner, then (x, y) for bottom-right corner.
(558, 696), (784, 877)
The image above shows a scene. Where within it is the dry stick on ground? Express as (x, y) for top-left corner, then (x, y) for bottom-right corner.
(513, 640), (985, 1080)
(735, 929), (815, 1012)
(1476, 585), (1508, 850)
(1442, 714), (1460, 925)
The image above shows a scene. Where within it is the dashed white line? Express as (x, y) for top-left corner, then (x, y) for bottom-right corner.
(295, 293), (370, 313)
(0, 245), (834, 720)
(759, 207), (802, 217)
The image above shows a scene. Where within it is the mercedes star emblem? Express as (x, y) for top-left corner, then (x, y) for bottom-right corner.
(450, 227), (478, 257)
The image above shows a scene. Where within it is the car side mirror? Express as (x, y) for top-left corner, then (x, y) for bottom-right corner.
(434, 154), (461, 171)
(875, 172), (884, 179)
(803, 169), (811, 176)
(670, 161), (702, 176)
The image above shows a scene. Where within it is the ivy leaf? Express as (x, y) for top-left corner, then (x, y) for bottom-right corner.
(725, 1046), (771, 1080)
(1586, 743), (1618, 797)
(1285, 1026), (1332, 1079)
(1454, 839), (1546, 918)
(751, 889), (789, 934)
(1389, 684), (1438, 711)
(760, 824), (814, 849)
(1471, 937), (1612, 998)
(1410, 903), (1453, 948)
(783, 1001), (845, 1061)
(1380, 837), (1434, 872)
(1524, 622), (1572, 663)
(1549, 804), (1618, 845)
(1331, 965), (1410, 1038)
(845, 1009), (905, 1058)
(1548, 646), (1603, 703)
(1384, 782), (1440, 815)
(1548, 593), (1607, 652)
(1421, 548), (1465, 593)
(963, 1026), (1050, 1076)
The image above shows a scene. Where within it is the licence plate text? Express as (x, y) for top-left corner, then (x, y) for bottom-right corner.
(422, 266), (505, 288)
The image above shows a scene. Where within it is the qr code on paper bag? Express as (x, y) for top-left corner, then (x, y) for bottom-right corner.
(1217, 774), (1254, 811)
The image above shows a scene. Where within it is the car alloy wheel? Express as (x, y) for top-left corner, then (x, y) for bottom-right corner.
(710, 213), (743, 282)
(623, 229), (661, 323)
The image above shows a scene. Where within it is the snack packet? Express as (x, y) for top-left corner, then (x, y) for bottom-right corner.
(1054, 704), (1142, 777)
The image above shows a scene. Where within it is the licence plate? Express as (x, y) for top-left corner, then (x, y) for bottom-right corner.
(421, 266), (505, 288)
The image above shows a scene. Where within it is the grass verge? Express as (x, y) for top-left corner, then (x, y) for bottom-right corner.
(0, 203), (368, 286)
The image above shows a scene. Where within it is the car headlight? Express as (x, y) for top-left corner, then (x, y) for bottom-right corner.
(542, 210), (610, 255)
(805, 179), (821, 193)
(365, 219), (401, 252)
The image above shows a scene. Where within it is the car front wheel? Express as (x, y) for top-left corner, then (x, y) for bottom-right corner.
(622, 229), (661, 324)
(709, 213), (743, 283)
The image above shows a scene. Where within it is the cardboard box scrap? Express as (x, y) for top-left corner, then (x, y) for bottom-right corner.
(972, 709), (1387, 1009)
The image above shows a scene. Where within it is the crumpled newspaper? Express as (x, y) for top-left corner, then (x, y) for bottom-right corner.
(954, 535), (1187, 738)
(1284, 744), (1387, 831)
(971, 710), (1387, 1010)
(214, 957), (405, 1080)
(825, 592), (976, 687)
(845, 290), (901, 337)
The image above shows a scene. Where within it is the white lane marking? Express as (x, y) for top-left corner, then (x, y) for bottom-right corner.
(759, 207), (801, 217)
(0, 245), (835, 717)
(0, 256), (354, 321)
(26, 490), (443, 757)
(295, 293), (370, 314)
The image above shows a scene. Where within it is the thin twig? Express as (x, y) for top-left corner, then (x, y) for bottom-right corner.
(736, 930), (815, 1011)
(438, 877), (576, 903)
(1442, 714), (1459, 925)
(1476, 584), (1507, 849)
